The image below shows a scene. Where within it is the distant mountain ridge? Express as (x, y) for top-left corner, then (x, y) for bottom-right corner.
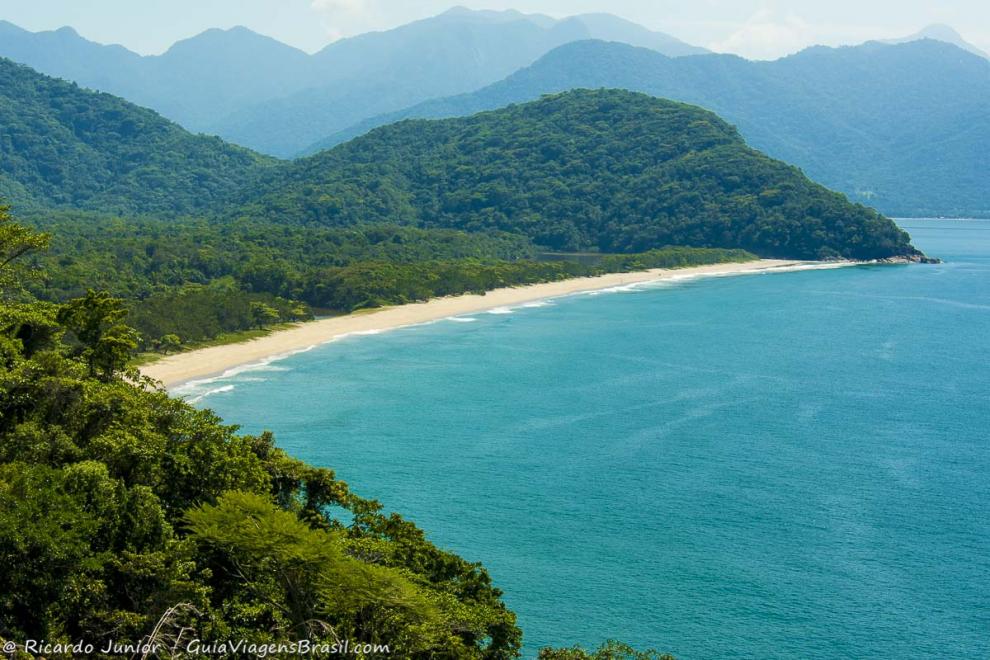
(882, 24), (988, 59)
(0, 9), (705, 157)
(0, 20), (312, 133)
(312, 38), (990, 218)
(211, 8), (707, 156)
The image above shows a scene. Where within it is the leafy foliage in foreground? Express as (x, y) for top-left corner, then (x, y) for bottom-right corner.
(0, 214), (521, 657)
(238, 89), (919, 261)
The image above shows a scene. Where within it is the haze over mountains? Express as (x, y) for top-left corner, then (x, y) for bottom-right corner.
(0, 20), (313, 136)
(0, 8), (705, 157)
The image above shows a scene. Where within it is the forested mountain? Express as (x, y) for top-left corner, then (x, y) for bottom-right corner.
(237, 89), (919, 261)
(313, 39), (990, 218)
(0, 9), (704, 157)
(0, 57), (272, 215)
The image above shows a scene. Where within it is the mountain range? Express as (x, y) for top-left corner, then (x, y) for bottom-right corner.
(0, 57), (918, 260)
(1, 10), (987, 217)
(0, 8), (705, 157)
(318, 38), (990, 218)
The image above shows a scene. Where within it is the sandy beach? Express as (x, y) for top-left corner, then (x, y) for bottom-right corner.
(142, 259), (842, 388)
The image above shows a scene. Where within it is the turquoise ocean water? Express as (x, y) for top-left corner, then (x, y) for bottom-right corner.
(181, 219), (989, 658)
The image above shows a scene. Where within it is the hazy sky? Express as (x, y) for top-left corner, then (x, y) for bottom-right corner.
(4, 0), (989, 60)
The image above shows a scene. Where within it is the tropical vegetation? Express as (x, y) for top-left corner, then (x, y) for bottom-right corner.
(2, 207), (526, 658)
(0, 44), (937, 656)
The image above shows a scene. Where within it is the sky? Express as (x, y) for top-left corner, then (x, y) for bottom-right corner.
(3, 0), (989, 60)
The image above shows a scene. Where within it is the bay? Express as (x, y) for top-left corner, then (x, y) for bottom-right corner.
(185, 219), (990, 658)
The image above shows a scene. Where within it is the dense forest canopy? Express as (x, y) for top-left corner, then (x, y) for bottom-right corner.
(237, 89), (919, 261)
(0, 57), (272, 215)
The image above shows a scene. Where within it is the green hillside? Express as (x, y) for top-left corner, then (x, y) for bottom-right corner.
(0, 57), (272, 215)
(239, 89), (919, 261)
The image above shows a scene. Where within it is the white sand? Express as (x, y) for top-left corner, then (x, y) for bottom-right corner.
(142, 259), (845, 388)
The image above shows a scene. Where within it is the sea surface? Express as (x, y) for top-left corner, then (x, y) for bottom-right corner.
(180, 219), (990, 659)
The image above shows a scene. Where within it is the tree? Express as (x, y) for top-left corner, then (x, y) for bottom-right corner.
(56, 290), (139, 380)
(158, 334), (182, 354)
(249, 301), (280, 329)
(0, 204), (50, 295)
(185, 491), (447, 651)
(287, 303), (310, 321)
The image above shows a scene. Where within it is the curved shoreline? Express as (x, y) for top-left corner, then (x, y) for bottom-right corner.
(142, 259), (851, 389)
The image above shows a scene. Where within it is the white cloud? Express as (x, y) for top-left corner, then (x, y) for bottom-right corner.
(310, 0), (381, 41)
(311, 0), (369, 12)
(710, 7), (817, 60)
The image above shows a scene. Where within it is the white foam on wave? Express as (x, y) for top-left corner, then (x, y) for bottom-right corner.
(521, 300), (554, 308)
(323, 328), (392, 345)
(171, 344), (318, 398)
(186, 384), (235, 404)
(584, 282), (647, 295)
(320, 323), (394, 346)
(581, 262), (861, 298)
(742, 262), (862, 277)
(448, 316), (478, 323)
(487, 307), (515, 315)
